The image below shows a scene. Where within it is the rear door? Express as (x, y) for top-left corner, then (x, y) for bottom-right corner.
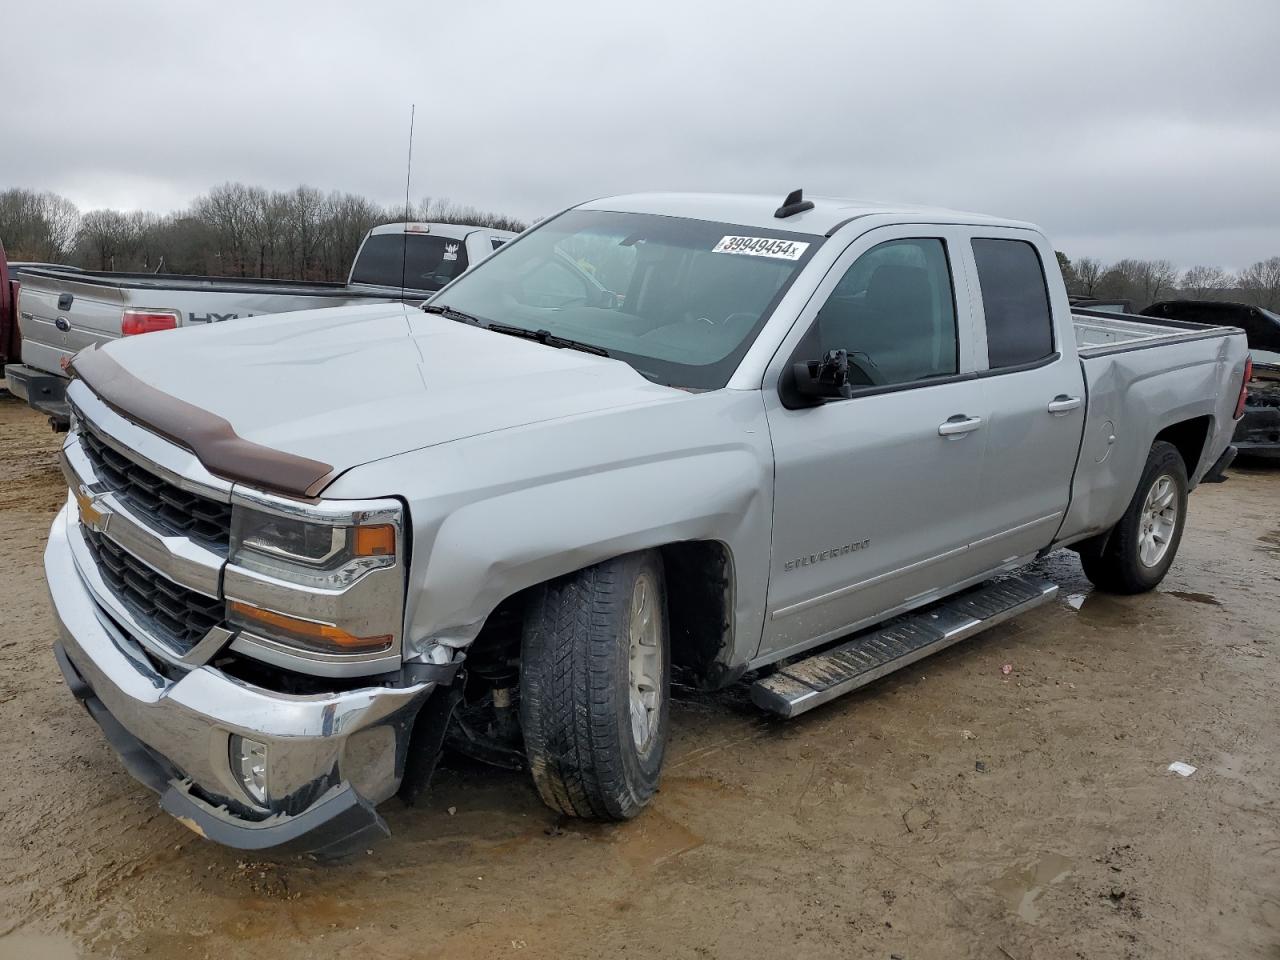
(961, 230), (1087, 569)
(760, 226), (992, 660)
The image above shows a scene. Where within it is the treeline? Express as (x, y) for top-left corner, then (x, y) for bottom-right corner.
(1056, 251), (1279, 312)
(2, 184), (1278, 310)
(0, 184), (526, 281)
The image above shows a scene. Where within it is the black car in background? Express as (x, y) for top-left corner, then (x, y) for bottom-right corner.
(1143, 300), (1280, 459)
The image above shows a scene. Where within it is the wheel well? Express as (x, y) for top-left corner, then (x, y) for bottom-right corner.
(1154, 416), (1212, 479)
(659, 541), (735, 689)
(467, 541), (736, 691)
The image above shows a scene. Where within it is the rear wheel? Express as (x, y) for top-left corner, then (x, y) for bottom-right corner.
(1080, 440), (1188, 594)
(520, 550), (669, 820)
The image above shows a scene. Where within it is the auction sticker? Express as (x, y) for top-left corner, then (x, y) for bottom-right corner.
(713, 236), (810, 260)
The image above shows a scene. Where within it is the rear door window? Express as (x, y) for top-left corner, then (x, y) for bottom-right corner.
(971, 238), (1054, 368)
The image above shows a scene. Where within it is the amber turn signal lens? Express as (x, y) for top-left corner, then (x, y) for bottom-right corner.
(353, 524), (396, 558)
(228, 600), (392, 653)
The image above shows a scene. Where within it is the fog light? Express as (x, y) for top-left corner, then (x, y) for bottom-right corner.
(230, 734), (269, 805)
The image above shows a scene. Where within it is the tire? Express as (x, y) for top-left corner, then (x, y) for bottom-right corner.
(1080, 440), (1188, 594)
(520, 550), (669, 820)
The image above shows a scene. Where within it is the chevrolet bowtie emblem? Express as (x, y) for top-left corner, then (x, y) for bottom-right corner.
(74, 485), (108, 532)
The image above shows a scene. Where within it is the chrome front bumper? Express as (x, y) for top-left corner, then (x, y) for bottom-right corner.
(46, 504), (434, 855)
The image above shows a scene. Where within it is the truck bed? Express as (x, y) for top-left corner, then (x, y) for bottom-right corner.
(15, 266), (394, 299)
(1058, 308), (1248, 548)
(1072, 308), (1239, 357)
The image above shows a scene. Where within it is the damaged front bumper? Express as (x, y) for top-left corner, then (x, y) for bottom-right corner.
(45, 505), (434, 856)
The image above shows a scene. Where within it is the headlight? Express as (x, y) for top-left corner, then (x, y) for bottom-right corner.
(226, 494), (405, 658)
(230, 505), (396, 579)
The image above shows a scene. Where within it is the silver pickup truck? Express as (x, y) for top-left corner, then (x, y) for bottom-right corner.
(6, 221), (514, 423)
(43, 192), (1249, 855)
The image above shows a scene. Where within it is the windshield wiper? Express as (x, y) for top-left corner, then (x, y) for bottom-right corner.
(425, 304), (610, 357)
(483, 321), (611, 358)
(422, 303), (486, 326)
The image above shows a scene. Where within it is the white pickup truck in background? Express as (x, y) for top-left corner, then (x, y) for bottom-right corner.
(5, 221), (514, 423)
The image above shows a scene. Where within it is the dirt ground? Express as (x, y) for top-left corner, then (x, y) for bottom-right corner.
(1, 393), (1278, 960)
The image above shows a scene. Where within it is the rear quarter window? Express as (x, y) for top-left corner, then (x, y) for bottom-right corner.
(972, 238), (1054, 369)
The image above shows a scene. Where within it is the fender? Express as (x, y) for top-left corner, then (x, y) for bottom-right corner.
(323, 389), (777, 671)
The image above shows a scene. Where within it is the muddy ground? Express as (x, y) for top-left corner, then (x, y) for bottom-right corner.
(0, 393), (1277, 960)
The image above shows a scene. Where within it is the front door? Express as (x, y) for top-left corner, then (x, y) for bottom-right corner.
(760, 227), (992, 661)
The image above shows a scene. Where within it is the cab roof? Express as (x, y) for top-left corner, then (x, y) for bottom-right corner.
(578, 192), (1037, 237)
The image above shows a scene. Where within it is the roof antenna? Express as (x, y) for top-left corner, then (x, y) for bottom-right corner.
(399, 103), (414, 302)
(774, 188), (814, 219)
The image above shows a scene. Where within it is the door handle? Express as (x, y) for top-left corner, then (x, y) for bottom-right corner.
(1047, 395), (1083, 415)
(938, 415), (984, 437)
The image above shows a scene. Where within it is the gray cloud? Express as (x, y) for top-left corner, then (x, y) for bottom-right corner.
(5, 0), (1279, 269)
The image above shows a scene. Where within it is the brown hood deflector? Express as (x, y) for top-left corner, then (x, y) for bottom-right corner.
(70, 346), (335, 498)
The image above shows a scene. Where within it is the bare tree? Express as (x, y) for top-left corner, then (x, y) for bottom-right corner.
(1137, 259), (1179, 307)
(1095, 258), (1178, 309)
(417, 195), (526, 233)
(3, 181), (525, 279)
(322, 191), (387, 281)
(0, 188), (81, 261)
(77, 209), (136, 271)
(1073, 257), (1104, 297)
(193, 182), (260, 276)
(1179, 265), (1233, 300)
(1238, 256), (1280, 311)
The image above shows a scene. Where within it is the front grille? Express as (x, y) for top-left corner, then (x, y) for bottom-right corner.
(83, 527), (226, 655)
(79, 426), (231, 551)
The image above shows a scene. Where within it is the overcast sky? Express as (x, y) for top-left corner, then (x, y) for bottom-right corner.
(5, 0), (1279, 269)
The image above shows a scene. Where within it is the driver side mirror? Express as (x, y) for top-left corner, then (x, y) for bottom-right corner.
(790, 349), (856, 405)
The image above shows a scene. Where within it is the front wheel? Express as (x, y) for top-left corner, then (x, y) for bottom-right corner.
(519, 550), (669, 820)
(1080, 440), (1188, 594)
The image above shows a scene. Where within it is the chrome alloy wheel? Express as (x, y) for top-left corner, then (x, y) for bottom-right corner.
(1138, 474), (1178, 567)
(627, 572), (662, 753)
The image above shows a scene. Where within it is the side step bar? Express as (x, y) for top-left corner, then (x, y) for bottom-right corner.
(751, 575), (1058, 718)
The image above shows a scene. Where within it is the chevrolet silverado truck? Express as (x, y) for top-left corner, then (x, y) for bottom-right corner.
(7, 221), (514, 424)
(44, 192), (1250, 855)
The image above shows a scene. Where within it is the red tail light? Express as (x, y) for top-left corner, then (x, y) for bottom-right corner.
(1234, 355), (1252, 419)
(121, 308), (180, 336)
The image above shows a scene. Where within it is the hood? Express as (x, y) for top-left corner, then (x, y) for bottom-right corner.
(83, 303), (681, 492)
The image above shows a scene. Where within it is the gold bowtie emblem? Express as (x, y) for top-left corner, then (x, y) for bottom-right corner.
(74, 485), (106, 530)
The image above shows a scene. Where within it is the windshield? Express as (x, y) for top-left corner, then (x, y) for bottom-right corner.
(429, 209), (822, 388)
(350, 233), (470, 291)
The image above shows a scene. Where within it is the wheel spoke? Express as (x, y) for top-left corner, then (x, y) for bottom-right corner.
(627, 571), (664, 753)
(1136, 473), (1179, 567)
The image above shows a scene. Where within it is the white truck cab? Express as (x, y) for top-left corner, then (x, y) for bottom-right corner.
(345, 221), (514, 297)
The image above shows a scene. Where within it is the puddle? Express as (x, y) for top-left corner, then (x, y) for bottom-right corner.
(0, 932), (81, 960)
(575, 811), (703, 869)
(615, 813), (703, 868)
(1167, 591), (1222, 607)
(1064, 592), (1088, 610)
(992, 853), (1074, 923)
